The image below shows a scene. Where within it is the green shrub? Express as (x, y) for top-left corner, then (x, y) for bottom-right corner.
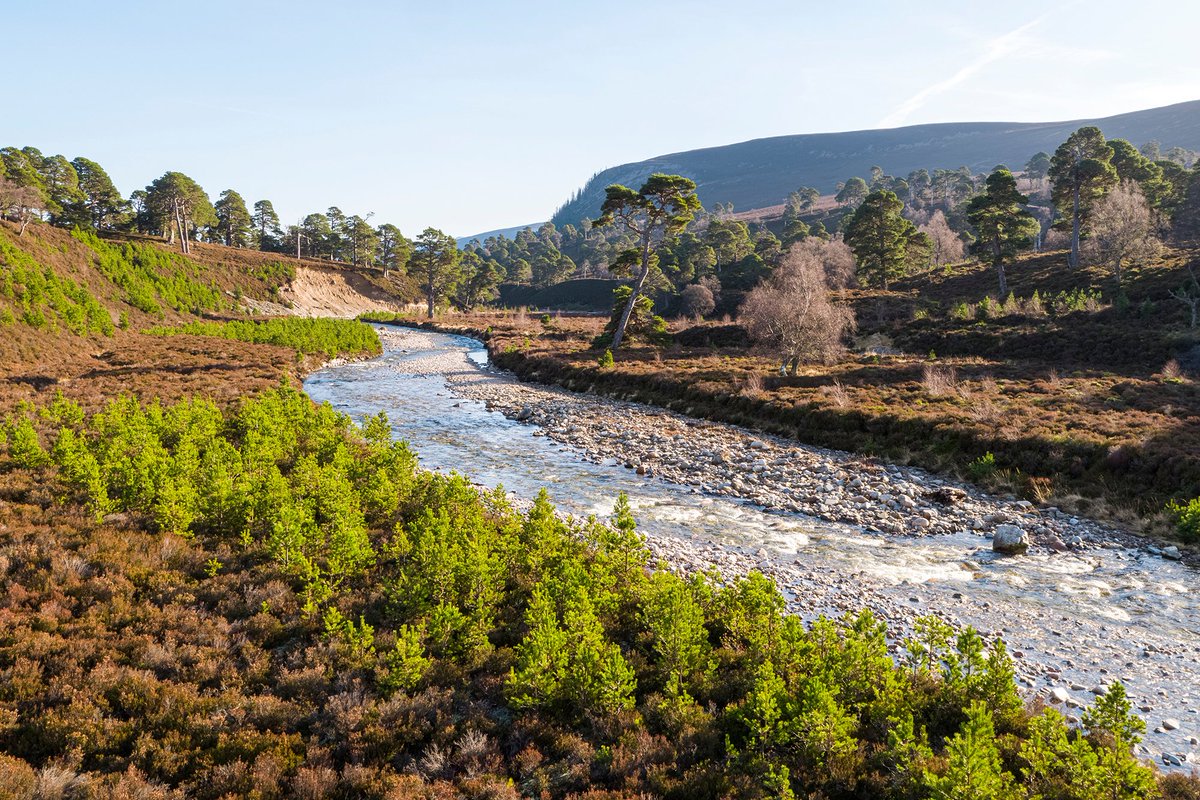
(593, 285), (668, 348)
(598, 348), (614, 367)
(6, 416), (50, 468)
(967, 451), (997, 480)
(358, 310), (408, 323)
(71, 228), (227, 316)
(146, 317), (381, 358)
(0, 230), (114, 336)
(1023, 290), (1046, 316)
(1168, 497), (1200, 542)
(250, 260), (296, 288)
(1050, 287), (1103, 315)
(976, 296), (1000, 319)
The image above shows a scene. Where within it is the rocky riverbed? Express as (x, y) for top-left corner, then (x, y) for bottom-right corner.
(339, 326), (1200, 768)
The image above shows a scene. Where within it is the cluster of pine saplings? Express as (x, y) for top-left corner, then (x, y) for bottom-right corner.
(0, 387), (1179, 798)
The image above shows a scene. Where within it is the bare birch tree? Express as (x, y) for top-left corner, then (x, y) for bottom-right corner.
(1085, 181), (1161, 285)
(740, 244), (856, 373)
(0, 178), (47, 236)
(917, 210), (965, 268)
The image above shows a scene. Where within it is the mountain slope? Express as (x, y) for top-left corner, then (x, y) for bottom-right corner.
(551, 100), (1200, 224)
(458, 221), (545, 243)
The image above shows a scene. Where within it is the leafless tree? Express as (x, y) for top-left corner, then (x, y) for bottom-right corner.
(1169, 264), (1200, 329)
(697, 274), (722, 301)
(917, 210), (964, 268)
(740, 245), (856, 372)
(1085, 181), (1161, 284)
(0, 178), (47, 236)
(679, 283), (715, 319)
(785, 236), (857, 289)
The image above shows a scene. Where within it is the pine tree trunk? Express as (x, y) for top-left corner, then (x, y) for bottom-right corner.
(1070, 183), (1081, 269)
(611, 264), (647, 351)
(611, 232), (653, 351)
(174, 197), (189, 254)
(993, 239), (1006, 295)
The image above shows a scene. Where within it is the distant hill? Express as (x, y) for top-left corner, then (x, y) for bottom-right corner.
(551, 100), (1200, 225)
(458, 222), (545, 244)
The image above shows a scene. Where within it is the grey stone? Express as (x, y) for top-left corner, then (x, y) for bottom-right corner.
(993, 524), (1029, 555)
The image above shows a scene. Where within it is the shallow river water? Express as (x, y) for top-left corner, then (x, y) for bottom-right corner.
(304, 327), (1200, 766)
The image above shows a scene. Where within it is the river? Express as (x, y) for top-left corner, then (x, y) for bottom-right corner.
(304, 325), (1200, 767)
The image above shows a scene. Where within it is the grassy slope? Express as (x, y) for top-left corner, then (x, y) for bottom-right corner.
(0, 221), (399, 413)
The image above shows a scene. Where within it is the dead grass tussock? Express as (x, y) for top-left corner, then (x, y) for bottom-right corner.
(824, 379), (851, 409)
(739, 372), (765, 398)
(921, 363), (958, 397)
(1161, 359), (1184, 380)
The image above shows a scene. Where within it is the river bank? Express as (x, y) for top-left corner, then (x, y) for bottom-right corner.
(313, 326), (1200, 769)
(395, 311), (1200, 539)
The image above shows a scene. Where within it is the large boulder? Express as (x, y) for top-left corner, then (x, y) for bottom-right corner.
(992, 524), (1029, 555)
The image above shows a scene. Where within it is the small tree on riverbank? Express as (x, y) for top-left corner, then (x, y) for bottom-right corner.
(596, 285), (667, 348)
(410, 227), (460, 317)
(591, 174), (700, 350)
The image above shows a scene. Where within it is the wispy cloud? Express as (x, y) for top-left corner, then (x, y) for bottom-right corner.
(877, 13), (1056, 128)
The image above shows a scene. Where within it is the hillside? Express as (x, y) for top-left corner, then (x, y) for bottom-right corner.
(551, 99), (1200, 224)
(0, 222), (411, 411)
(458, 221), (545, 244)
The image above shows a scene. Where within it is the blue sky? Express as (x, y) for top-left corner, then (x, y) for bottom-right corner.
(9, 0), (1200, 235)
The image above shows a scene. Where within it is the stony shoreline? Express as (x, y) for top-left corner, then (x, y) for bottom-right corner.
(368, 325), (1200, 768)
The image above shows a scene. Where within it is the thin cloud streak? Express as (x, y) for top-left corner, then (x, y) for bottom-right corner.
(878, 14), (1049, 128)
